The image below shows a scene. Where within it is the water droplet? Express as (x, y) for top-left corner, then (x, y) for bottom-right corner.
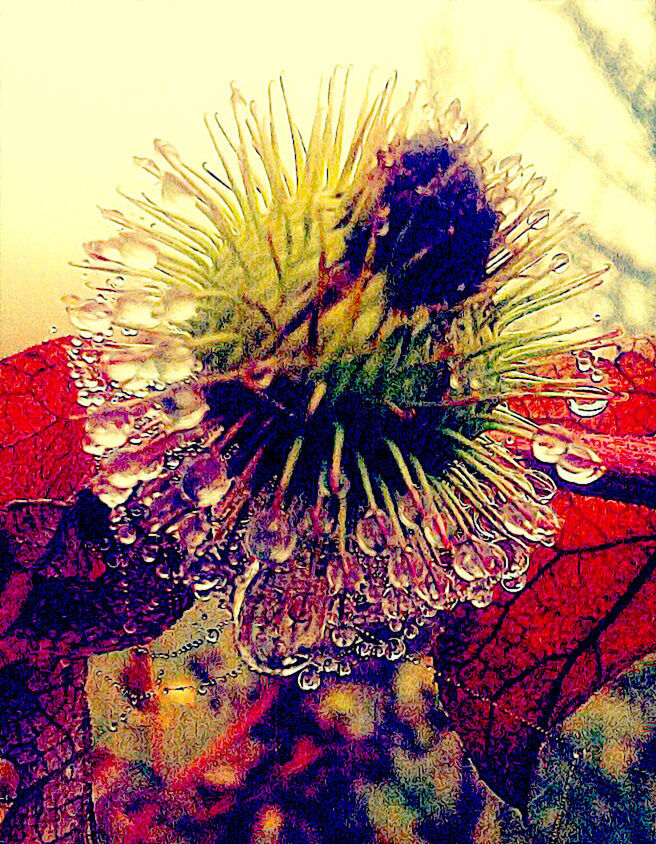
(298, 666), (321, 692)
(501, 573), (527, 593)
(116, 525), (137, 545)
(593, 313), (602, 322)
(205, 628), (220, 645)
(531, 429), (568, 463)
(385, 637), (406, 661)
(449, 371), (462, 391)
(549, 252), (570, 274)
(567, 397), (609, 418)
(405, 623), (419, 640)
(556, 449), (605, 486)
(574, 351), (594, 372)
(528, 209), (549, 229)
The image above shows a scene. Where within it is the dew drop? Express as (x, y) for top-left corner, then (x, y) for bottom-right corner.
(528, 209), (549, 229)
(531, 430), (567, 463)
(470, 588), (494, 609)
(574, 351), (594, 372)
(116, 525), (137, 545)
(501, 573), (527, 593)
(385, 637), (406, 661)
(405, 623), (419, 640)
(298, 665), (321, 692)
(567, 397), (609, 418)
(205, 628), (220, 645)
(549, 252), (570, 274)
(556, 451), (605, 485)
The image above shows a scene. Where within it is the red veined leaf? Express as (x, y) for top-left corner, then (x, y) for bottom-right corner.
(0, 340), (193, 843)
(434, 339), (656, 811)
(0, 338), (94, 505)
(508, 337), (656, 476)
(0, 658), (92, 844)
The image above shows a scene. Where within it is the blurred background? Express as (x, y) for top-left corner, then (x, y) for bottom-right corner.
(2, 1), (655, 841)
(0, 0), (653, 355)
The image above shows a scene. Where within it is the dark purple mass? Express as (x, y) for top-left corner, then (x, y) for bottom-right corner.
(343, 134), (499, 312)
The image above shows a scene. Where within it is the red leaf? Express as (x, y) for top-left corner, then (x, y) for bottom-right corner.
(0, 341), (193, 842)
(435, 339), (656, 810)
(509, 337), (656, 475)
(0, 338), (94, 504)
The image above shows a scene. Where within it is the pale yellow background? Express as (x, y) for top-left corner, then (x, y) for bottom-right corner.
(1, 0), (653, 355)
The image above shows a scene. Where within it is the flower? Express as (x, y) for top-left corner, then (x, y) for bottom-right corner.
(68, 70), (616, 685)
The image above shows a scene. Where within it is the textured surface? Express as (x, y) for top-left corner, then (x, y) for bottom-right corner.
(435, 340), (656, 810)
(3, 335), (656, 838)
(0, 340), (194, 843)
(0, 338), (94, 506)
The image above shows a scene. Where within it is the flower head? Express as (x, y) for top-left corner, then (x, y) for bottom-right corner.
(68, 70), (615, 686)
